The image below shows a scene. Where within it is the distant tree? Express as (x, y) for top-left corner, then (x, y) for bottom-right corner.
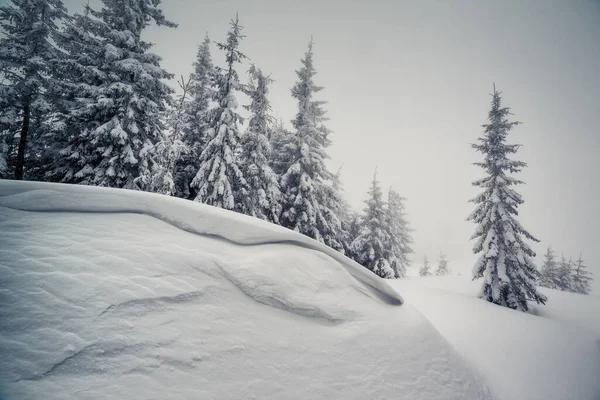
(278, 39), (343, 251)
(467, 86), (547, 312)
(419, 256), (432, 277)
(435, 252), (450, 276)
(0, 0), (68, 179)
(352, 171), (394, 278)
(571, 253), (593, 295)
(190, 15), (247, 209)
(386, 188), (413, 278)
(149, 75), (192, 196)
(557, 255), (574, 292)
(343, 210), (362, 262)
(175, 33), (215, 199)
(538, 246), (560, 289)
(237, 65), (281, 222)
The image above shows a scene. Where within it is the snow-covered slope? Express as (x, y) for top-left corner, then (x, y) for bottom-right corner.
(0, 181), (492, 400)
(389, 276), (600, 400)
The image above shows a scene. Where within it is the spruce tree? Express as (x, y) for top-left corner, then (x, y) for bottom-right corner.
(468, 86), (547, 311)
(419, 256), (432, 277)
(538, 246), (560, 289)
(175, 34), (215, 199)
(572, 253), (593, 295)
(386, 188), (414, 278)
(190, 15), (247, 209)
(278, 39), (342, 251)
(435, 252), (450, 276)
(49, 0), (176, 189)
(329, 166), (354, 255)
(557, 255), (574, 292)
(351, 171), (393, 278)
(149, 75), (192, 195)
(237, 65), (281, 222)
(0, 0), (68, 180)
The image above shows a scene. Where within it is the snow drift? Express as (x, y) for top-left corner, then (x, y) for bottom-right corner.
(0, 181), (492, 399)
(390, 276), (600, 400)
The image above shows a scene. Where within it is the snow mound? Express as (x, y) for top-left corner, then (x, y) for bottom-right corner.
(0, 181), (493, 400)
(390, 275), (600, 400)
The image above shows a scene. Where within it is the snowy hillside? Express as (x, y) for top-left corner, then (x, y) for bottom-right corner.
(390, 276), (600, 400)
(0, 181), (492, 400)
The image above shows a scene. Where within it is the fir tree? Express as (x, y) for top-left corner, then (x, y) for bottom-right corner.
(175, 33), (215, 199)
(571, 253), (593, 295)
(352, 171), (393, 278)
(386, 188), (413, 278)
(237, 65), (281, 222)
(49, 0), (176, 189)
(0, 0), (68, 180)
(190, 15), (247, 209)
(435, 252), (450, 276)
(278, 39), (342, 251)
(149, 75), (192, 195)
(557, 255), (574, 292)
(468, 86), (547, 311)
(329, 166), (354, 255)
(538, 246), (560, 289)
(419, 256), (431, 277)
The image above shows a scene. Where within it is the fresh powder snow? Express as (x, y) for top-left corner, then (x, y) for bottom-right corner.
(0, 181), (493, 400)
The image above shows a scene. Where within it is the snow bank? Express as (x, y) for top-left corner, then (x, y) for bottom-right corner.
(390, 275), (600, 400)
(0, 181), (492, 400)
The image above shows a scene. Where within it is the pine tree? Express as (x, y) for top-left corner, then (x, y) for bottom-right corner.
(351, 171), (393, 278)
(149, 75), (192, 195)
(237, 65), (281, 222)
(538, 246), (560, 289)
(468, 86), (547, 311)
(0, 0), (68, 180)
(571, 253), (593, 295)
(435, 252), (450, 276)
(557, 255), (574, 292)
(175, 33), (215, 199)
(329, 166), (354, 255)
(269, 118), (292, 176)
(190, 15), (247, 209)
(49, 0), (176, 189)
(419, 256), (432, 277)
(278, 39), (342, 251)
(386, 188), (414, 278)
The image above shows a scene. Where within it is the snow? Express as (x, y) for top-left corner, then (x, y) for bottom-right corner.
(0, 180), (492, 400)
(389, 275), (600, 400)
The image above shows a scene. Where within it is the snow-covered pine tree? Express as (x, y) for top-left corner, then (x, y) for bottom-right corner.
(538, 246), (560, 289)
(386, 188), (414, 278)
(419, 256), (431, 277)
(175, 33), (215, 199)
(468, 86), (547, 311)
(190, 15), (247, 209)
(571, 253), (593, 295)
(435, 252), (450, 276)
(352, 171), (394, 278)
(557, 255), (574, 292)
(278, 39), (343, 251)
(49, 0), (176, 189)
(328, 166), (354, 255)
(0, 0), (68, 180)
(236, 65), (281, 222)
(149, 75), (191, 195)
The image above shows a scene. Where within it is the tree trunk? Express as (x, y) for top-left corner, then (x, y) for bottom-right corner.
(14, 101), (30, 180)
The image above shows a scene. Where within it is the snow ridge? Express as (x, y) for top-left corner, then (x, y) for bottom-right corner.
(0, 180), (403, 307)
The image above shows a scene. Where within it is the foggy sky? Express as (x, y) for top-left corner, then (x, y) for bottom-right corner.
(64, 0), (600, 293)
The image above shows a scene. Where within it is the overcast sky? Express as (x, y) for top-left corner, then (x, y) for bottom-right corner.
(66, 0), (600, 293)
